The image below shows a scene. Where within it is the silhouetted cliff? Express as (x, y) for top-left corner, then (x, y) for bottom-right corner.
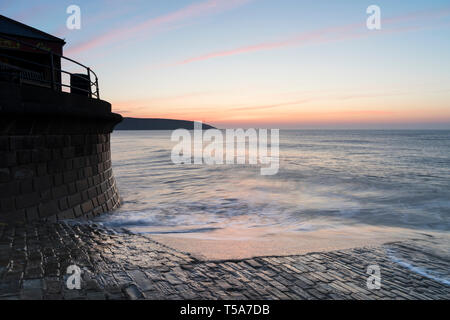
(115, 118), (216, 130)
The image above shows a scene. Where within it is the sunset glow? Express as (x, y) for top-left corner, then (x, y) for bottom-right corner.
(3, 0), (450, 128)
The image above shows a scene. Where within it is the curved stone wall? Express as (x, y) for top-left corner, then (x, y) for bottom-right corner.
(0, 134), (120, 222)
(0, 82), (122, 223)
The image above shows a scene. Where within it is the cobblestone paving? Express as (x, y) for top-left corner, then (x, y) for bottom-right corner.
(0, 222), (448, 300)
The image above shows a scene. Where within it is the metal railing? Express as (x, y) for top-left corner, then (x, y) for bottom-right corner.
(0, 34), (100, 99)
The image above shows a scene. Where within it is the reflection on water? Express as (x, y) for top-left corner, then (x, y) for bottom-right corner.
(95, 130), (450, 241)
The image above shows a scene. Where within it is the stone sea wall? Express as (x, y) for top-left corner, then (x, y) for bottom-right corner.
(0, 134), (120, 222)
(0, 81), (122, 223)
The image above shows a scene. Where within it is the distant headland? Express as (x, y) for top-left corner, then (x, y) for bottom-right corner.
(115, 118), (216, 130)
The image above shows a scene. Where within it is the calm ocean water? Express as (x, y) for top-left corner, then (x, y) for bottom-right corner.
(96, 130), (450, 239)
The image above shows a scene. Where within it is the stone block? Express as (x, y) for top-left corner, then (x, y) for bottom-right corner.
(57, 209), (75, 220)
(15, 193), (40, 209)
(0, 197), (15, 213)
(62, 147), (75, 159)
(67, 182), (77, 194)
(13, 166), (34, 180)
(68, 193), (82, 207)
(36, 163), (47, 176)
(25, 207), (40, 221)
(34, 176), (52, 190)
(75, 179), (88, 192)
(84, 167), (93, 177)
(19, 179), (34, 194)
(64, 159), (73, 170)
(47, 161), (59, 174)
(0, 168), (11, 183)
(81, 201), (94, 214)
(40, 189), (52, 202)
(81, 190), (89, 202)
(76, 168), (85, 180)
(52, 185), (68, 199)
(0, 181), (20, 198)
(58, 198), (69, 211)
(63, 170), (77, 184)
(0, 137), (9, 151)
(51, 149), (61, 160)
(17, 150), (32, 165)
(53, 173), (63, 186)
(71, 135), (85, 146)
(38, 201), (58, 217)
(73, 157), (85, 169)
(87, 187), (97, 199)
(9, 137), (24, 150)
(97, 194), (106, 205)
(73, 205), (82, 217)
(74, 146), (85, 157)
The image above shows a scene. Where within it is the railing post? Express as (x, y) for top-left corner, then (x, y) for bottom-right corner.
(95, 76), (100, 100)
(50, 52), (55, 91)
(87, 68), (92, 98)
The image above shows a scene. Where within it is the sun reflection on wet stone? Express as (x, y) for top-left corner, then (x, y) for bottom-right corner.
(0, 221), (448, 300)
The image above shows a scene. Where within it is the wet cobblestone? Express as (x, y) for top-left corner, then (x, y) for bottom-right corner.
(0, 222), (448, 300)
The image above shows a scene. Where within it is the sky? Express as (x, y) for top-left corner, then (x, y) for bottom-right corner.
(1, 0), (450, 129)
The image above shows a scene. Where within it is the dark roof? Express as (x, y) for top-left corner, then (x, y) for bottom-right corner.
(0, 15), (65, 44)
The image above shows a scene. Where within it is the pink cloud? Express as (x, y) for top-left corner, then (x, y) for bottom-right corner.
(65, 0), (253, 56)
(171, 8), (450, 66)
(229, 90), (410, 112)
(174, 23), (360, 65)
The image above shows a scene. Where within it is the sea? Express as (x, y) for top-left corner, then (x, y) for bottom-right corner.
(96, 130), (450, 238)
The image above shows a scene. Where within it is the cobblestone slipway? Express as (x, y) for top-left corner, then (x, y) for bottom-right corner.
(0, 222), (448, 300)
